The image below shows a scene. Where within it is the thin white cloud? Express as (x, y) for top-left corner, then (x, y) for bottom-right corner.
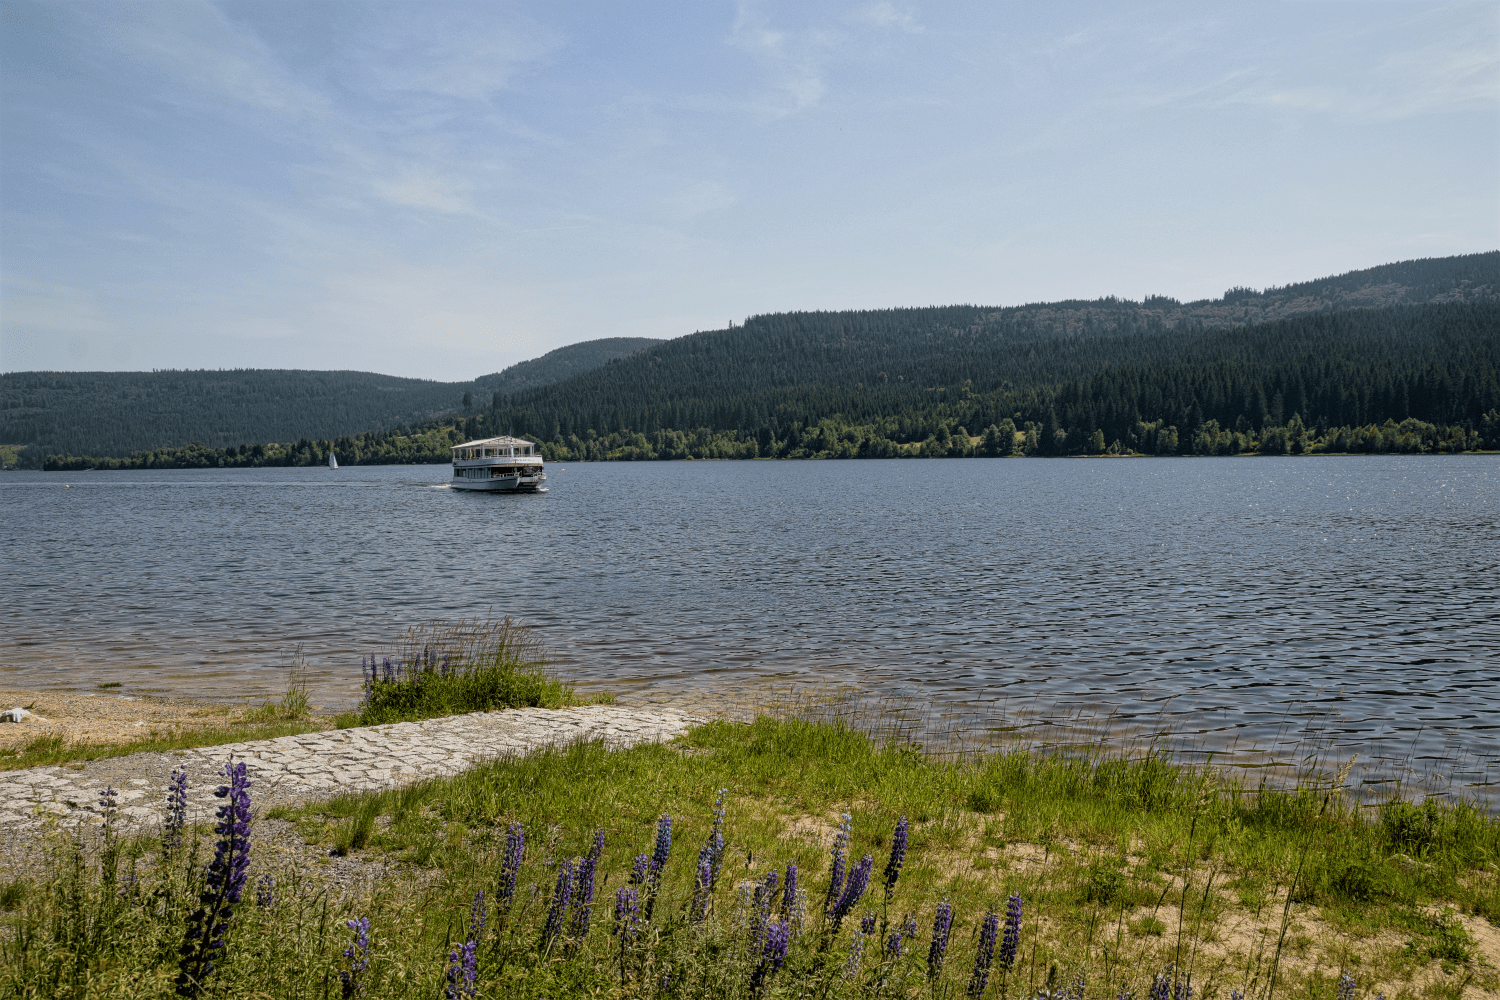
(856, 2), (923, 34)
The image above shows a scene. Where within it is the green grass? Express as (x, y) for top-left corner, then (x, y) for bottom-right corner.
(3, 716), (1495, 999)
(352, 617), (576, 725)
(0, 719), (333, 772)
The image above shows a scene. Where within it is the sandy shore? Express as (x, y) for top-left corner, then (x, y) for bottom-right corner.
(0, 688), (322, 751)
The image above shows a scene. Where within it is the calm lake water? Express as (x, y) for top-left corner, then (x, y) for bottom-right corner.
(2, 457), (1497, 796)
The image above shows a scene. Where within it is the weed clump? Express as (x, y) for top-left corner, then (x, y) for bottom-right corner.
(356, 617), (571, 725)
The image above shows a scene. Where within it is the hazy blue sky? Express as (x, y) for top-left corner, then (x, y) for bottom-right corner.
(2, 1), (1496, 381)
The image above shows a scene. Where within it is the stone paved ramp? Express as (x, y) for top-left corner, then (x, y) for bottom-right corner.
(0, 705), (701, 838)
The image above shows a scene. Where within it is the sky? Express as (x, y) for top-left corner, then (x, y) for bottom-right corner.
(1, 1), (1496, 382)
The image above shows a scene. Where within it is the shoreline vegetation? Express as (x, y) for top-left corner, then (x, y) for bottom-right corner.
(1, 623), (1497, 998)
(0, 620), (590, 772)
(31, 412), (1500, 471)
(1, 712), (1496, 997)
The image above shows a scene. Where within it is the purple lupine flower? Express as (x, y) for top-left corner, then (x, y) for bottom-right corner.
(628, 853), (649, 886)
(967, 910), (999, 998)
(648, 815), (673, 883)
(883, 815), (909, 901)
(885, 929), (905, 958)
(176, 760), (252, 997)
(613, 886), (641, 981)
(164, 767), (188, 852)
(1172, 975), (1192, 1000)
(498, 823), (523, 919)
(469, 890), (487, 941)
(1335, 973), (1356, 1000)
(709, 788), (728, 884)
(1227, 991), (1243, 1000)
(999, 893), (1022, 970)
(861, 913), (877, 935)
(98, 786), (119, 837)
(824, 813), (852, 916)
(749, 919), (791, 996)
(570, 843), (600, 940)
(928, 900), (953, 979)
(339, 916), (370, 998)
(540, 858), (574, 951)
(1148, 970), (1172, 1000)
(444, 941), (478, 1000)
(752, 869), (779, 939)
(255, 874), (275, 909)
(846, 924), (868, 978)
(692, 847), (714, 922)
(828, 853), (874, 930)
(781, 861), (798, 916)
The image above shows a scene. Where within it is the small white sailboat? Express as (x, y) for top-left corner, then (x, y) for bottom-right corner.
(328, 451), (338, 470)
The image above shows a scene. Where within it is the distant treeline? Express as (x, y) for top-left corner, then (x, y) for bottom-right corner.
(480, 302), (1499, 457)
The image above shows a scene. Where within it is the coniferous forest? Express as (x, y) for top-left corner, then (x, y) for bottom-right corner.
(17, 252), (1500, 471)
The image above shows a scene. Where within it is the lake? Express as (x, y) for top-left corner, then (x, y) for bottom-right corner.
(2, 456), (1496, 797)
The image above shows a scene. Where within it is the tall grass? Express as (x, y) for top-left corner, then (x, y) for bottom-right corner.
(2, 717), (1494, 999)
(354, 617), (573, 726)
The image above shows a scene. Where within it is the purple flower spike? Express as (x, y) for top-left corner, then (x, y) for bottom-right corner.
(824, 814), (852, 916)
(164, 767), (188, 852)
(629, 853), (649, 886)
(749, 919), (791, 996)
(613, 886), (641, 981)
(444, 941), (478, 1000)
(781, 861), (798, 916)
(928, 900), (953, 979)
(649, 815), (673, 883)
(828, 853), (874, 930)
(883, 815), (908, 901)
(1336, 973), (1356, 1000)
(498, 823), (523, 918)
(860, 913), (877, 935)
(999, 893), (1022, 970)
(570, 846), (599, 940)
(541, 858), (574, 951)
(967, 909), (999, 999)
(175, 760), (252, 997)
(339, 916), (370, 998)
(255, 873), (275, 910)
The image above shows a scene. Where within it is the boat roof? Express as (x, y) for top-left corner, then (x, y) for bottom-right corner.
(451, 435), (536, 450)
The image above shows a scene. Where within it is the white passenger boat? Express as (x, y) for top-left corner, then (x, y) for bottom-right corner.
(450, 436), (547, 493)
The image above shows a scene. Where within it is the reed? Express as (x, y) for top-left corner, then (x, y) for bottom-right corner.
(352, 616), (575, 726)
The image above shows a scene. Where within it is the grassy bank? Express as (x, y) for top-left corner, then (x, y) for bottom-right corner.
(0, 620), (582, 771)
(2, 716), (1495, 999)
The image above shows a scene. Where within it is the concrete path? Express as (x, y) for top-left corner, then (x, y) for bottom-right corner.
(0, 705), (701, 838)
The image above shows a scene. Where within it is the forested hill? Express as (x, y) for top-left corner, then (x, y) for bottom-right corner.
(475, 337), (661, 395)
(1, 336), (661, 463)
(487, 253), (1498, 438)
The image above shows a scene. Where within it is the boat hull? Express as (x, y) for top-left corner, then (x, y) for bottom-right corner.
(450, 475), (546, 493)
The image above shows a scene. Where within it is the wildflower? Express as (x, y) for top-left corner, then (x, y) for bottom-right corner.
(824, 813), (852, 916)
(828, 853), (874, 931)
(339, 916), (371, 998)
(885, 915), (916, 959)
(468, 890), (487, 942)
(570, 838), (601, 940)
(255, 873), (275, 909)
(707, 788), (728, 886)
(648, 814), (673, 884)
(541, 858), (574, 951)
(692, 849), (714, 922)
(999, 893), (1022, 970)
(749, 919), (791, 996)
(444, 941), (478, 1000)
(752, 869), (780, 940)
(1227, 991), (1242, 1000)
(847, 915), (875, 978)
(968, 909), (999, 998)
(164, 767), (188, 852)
(98, 786), (118, 828)
(883, 815), (908, 901)
(781, 860), (798, 915)
(613, 886), (641, 982)
(498, 822), (523, 920)
(628, 853), (649, 885)
(927, 900), (954, 979)
(1336, 972), (1356, 1000)
(175, 760), (252, 997)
